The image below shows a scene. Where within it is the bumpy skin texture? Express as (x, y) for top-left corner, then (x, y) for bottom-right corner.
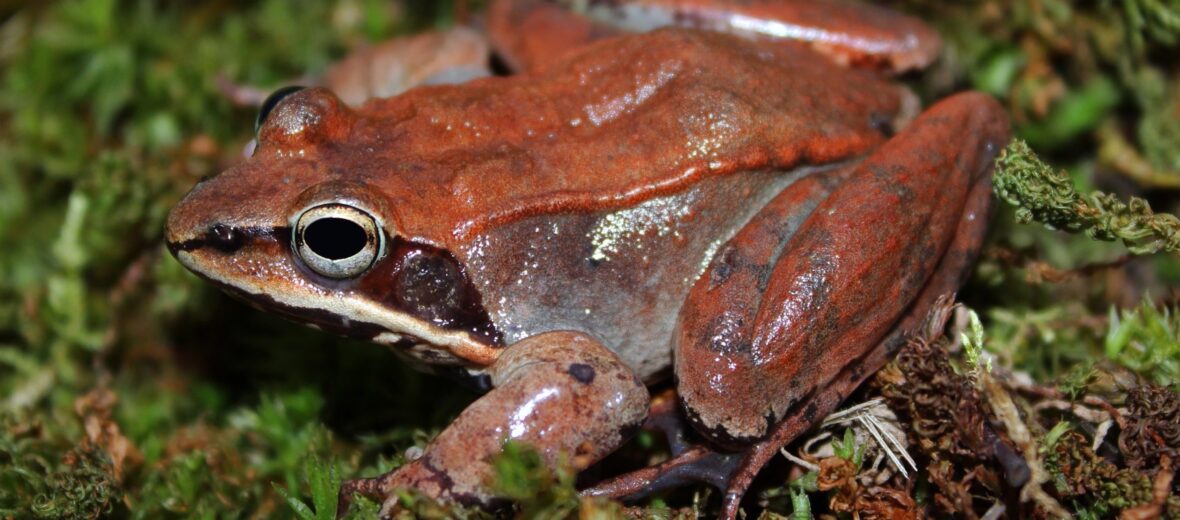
(164, 1), (1010, 518)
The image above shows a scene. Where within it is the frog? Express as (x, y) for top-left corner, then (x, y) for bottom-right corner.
(165, 0), (1011, 517)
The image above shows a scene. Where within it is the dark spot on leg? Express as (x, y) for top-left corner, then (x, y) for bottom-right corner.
(846, 357), (865, 381)
(568, 363), (596, 384)
(885, 334), (907, 354)
(488, 52), (513, 76)
(803, 402), (819, 423)
(708, 247), (739, 288)
(753, 263), (774, 292)
(415, 457), (496, 509)
(710, 260), (734, 287)
(870, 112), (895, 137)
(418, 457), (456, 494)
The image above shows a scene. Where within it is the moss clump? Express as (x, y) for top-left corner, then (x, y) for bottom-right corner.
(1, 422), (119, 520)
(993, 140), (1180, 254)
(874, 321), (1013, 517)
(1043, 430), (1178, 517)
(1120, 385), (1180, 471)
(1105, 300), (1180, 387)
(1, 0), (1180, 518)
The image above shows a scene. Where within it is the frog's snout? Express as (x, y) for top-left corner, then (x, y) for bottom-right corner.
(164, 195), (197, 257)
(164, 181), (255, 267)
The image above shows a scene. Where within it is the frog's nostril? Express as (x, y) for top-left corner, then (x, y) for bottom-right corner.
(207, 223), (245, 253)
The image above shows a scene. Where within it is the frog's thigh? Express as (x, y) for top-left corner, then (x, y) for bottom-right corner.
(374, 331), (648, 511)
(675, 92), (1010, 446)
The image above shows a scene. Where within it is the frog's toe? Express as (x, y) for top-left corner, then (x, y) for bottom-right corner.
(336, 475), (384, 519)
(581, 445), (745, 501)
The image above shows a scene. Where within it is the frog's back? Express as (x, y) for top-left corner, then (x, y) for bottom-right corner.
(349, 29), (903, 245)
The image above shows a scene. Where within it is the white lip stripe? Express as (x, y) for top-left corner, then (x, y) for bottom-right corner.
(178, 251), (501, 366)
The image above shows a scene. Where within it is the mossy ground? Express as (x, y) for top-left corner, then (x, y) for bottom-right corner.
(0, 1), (1177, 518)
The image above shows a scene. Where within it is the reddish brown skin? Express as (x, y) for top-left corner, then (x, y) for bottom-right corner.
(486, 0), (615, 73)
(486, 0), (940, 74)
(169, 30), (900, 249)
(165, 2), (1011, 518)
(343, 332), (648, 509)
(584, 93), (1009, 517)
(676, 92), (1008, 444)
(323, 27), (490, 106)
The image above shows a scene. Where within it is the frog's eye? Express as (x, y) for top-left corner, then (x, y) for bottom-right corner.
(293, 204), (383, 279)
(255, 85), (306, 135)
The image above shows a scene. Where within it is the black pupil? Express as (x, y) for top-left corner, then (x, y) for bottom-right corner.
(304, 218), (368, 260)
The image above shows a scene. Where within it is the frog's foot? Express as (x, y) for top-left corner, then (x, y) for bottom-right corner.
(336, 476), (383, 518)
(336, 331), (649, 519)
(582, 444), (744, 499)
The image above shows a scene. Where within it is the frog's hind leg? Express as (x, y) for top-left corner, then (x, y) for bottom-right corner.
(221, 27), (490, 109)
(676, 90), (1009, 451)
(713, 175), (1007, 519)
(706, 92), (1007, 518)
(584, 92), (1009, 518)
(708, 150), (1025, 518)
(579, 158), (858, 501)
(321, 27), (491, 106)
(337, 331), (648, 518)
(488, 0), (942, 74)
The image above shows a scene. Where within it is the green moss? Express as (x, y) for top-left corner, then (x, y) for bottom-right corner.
(0, 414), (116, 519)
(994, 139), (1180, 254)
(1041, 431), (1173, 517)
(1105, 300), (1180, 386)
(1, 0), (1179, 518)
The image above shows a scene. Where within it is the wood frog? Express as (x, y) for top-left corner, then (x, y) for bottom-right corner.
(166, 0), (1010, 517)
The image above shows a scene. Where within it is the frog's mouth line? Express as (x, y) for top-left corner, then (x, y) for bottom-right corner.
(168, 234), (503, 368)
(166, 225), (278, 255)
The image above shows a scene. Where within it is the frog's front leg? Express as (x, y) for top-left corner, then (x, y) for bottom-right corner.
(340, 331), (649, 517)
